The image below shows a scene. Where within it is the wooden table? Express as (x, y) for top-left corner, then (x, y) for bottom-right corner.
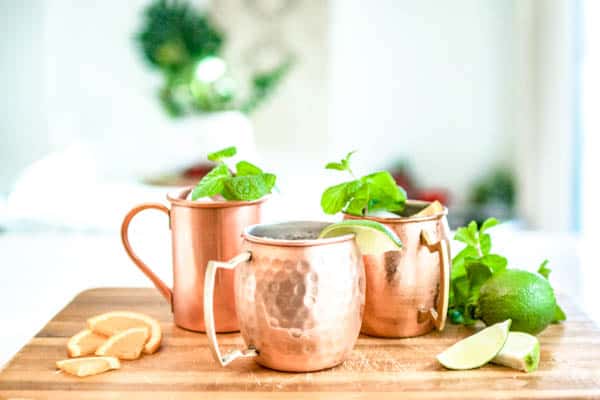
(1, 288), (599, 399)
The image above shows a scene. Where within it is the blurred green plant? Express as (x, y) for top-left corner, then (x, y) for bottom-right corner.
(136, 0), (292, 117)
(470, 168), (516, 210)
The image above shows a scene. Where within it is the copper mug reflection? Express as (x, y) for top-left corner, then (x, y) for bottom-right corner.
(121, 188), (268, 332)
(204, 221), (365, 372)
(345, 200), (451, 338)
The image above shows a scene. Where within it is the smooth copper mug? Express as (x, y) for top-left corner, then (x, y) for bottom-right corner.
(345, 200), (451, 337)
(121, 188), (268, 332)
(204, 221), (365, 372)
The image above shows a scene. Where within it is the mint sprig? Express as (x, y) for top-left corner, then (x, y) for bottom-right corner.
(191, 146), (276, 201)
(448, 218), (566, 326)
(320, 151), (406, 216)
(449, 218), (507, 324)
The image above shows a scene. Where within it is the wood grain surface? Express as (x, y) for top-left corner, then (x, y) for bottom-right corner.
(1, 288), (599, 399)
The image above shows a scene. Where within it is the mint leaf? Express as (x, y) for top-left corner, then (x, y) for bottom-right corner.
(341, 150), (356, 170)
(480, 233), (492, 255)
(325, 150), (356, 173)
(236, 160), (263, 176)
(451, 246), (479, 280)
(451, 275), (471, 308)
(537, 259), (551, 279)
(454, 227), (478, 247)
(263, 172), (276, 189)
(362, 171), (403, 203)
(221, 173), (276, 201)
(465, 260), (493, 291)
(325, 162), (347, 171)
(553, 304), (567, 322)
(345, 183), (369, 216)
(208, 146), (237, 162)
(480, 217), (499, 233)
(480, 254), (508, 274)
(320, 180), (361, 214)
(191, 164), (231, 200)
(468, 221), (478, 238)
(360, 171), (406, 214)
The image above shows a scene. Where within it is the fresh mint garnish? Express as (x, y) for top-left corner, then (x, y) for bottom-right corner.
(191, 146), (275, 201)
(321, 151), (406, 216)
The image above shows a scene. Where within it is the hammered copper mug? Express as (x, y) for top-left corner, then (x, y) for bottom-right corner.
(121, 188), (268, 332)
(204, 221), (365, 372)
(345, 200), (451, 338)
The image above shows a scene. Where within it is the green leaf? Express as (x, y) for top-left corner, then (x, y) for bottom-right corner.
(553, 304), (567, 322)
(235, 160), (263, 176)
(480, 233), (491, 255)
(345, 183), (369, 216)
(451, 246), (479, 280)
(325, 162), (347, 171)
(454, 227), (478, 247)
(362, 171), (404, 203)
(480, 217), (499, 233)
(262, 173), (277, 189)
(465, 261), (493, 291)
(325, 150), (356, 173)
(480, 254), (508, 274)
(320, 180), (361, 214)
(451, 275), (471, 308)
(537, 259), (551, 279)
(208, 146), (237, 162)
(221, 173), (275, 201)
(368, 197), (404, 212)
(468, 221), (479, 238)
(190, 164), (231, 200)
(341, 150), (357, 170)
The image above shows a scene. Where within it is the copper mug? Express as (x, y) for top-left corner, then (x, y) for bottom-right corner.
(121, 188), (268, 332)
(204, 221), (365, 372)
(345, 200), (451, 337)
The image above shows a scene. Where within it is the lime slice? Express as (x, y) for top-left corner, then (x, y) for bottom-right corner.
(492, 332), (540, 372)
(437, 319), (511, 370)
(414, 200), (444, 217)
(318, 220), (402, 254)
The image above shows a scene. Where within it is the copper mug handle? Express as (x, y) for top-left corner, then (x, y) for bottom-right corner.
(204, 251), (257, 367)
(420, 230), (450, 331)
(121, 203), (173, 306)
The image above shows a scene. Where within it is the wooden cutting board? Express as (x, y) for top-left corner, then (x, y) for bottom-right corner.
(1, 288), (599, 399)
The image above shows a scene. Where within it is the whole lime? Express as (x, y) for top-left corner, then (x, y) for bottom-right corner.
(478, 269), (557, 334)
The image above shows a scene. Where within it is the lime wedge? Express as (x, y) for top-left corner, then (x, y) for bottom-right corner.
(319, 220), (402, 254)
(437, 320), (511, 370)
(414, 200), (444, 217)
(492, 332), (540, 372)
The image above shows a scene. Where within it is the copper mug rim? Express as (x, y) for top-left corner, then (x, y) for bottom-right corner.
(344, 199), (448, 224)
(166, 187), (271, 209)
(241, 221), (355, 247)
